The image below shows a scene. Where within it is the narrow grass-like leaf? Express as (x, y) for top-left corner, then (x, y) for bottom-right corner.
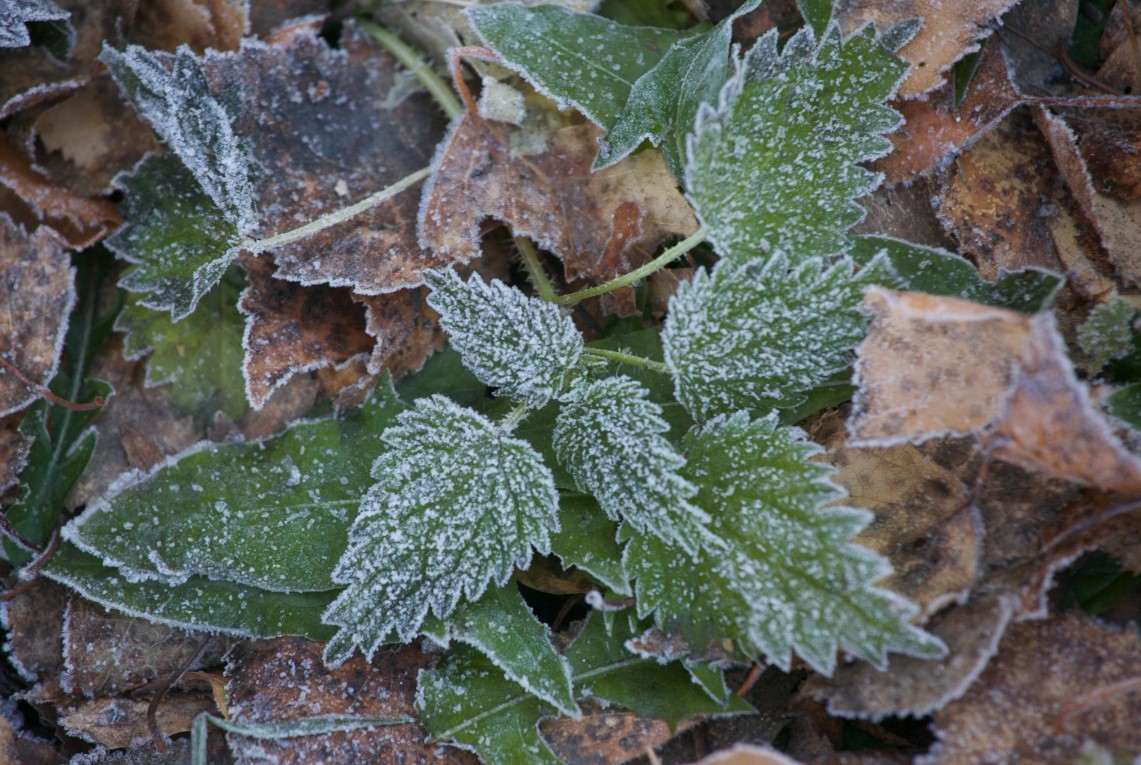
(626, 413), (946, 675)
(467, 3), (691, 129)
(686, 24), (907, 263)
(423, 585), (578, 716)
(101, 44), (257, 231)
(663, 254), (892, 421)
(323, 396), (559, 663)
(108, 154), (243, 320)
(554, 375), (708, 554)
(424, 269), (582, 408)
(62, 381), (406, 592)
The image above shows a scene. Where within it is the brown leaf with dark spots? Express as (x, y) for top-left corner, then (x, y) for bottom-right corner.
(419, 107), (697, 289)
(239, 255), (374, 409)
(225, 637), (477, 765)
(833, 0), (1019, 98)
(1065, 115), (1141, 200)
(58, 692), (214, 749)
(805, 595), (1015, 721)
(199, 21), (448, 294)
(849, 288), (1141, 495)
(3, 578), (66, 683)
(540, 703), (678, 765)
(357, 287), (444, 377)
(0, 213), (74, 418)
(61, 598), (230, 698)
(875, 42), (1020, 185)
(922, 610), (1141, 764)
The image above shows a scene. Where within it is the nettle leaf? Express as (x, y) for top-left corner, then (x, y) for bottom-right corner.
(108, 154), (243, 321)
(418, 612), (747, 765)
(44, 546), (336, 640)
(62, 381), (406, 593)
(686, 24), (907, 263)
(597, 0), (762, 173)
(116, 272), (247, 421)
(626, 413), (946, 675)
(100, 44), (257, 232)
(466, 3), (692, 130)
(423, 585), (578, 716)
(1078, 295), (1136, 371)
(550, 495), (631, 596)
(323, 396), (559, 663)
(849, 236), (1063, 314)
(663, 254), (892, 421)
(0, 0), (68, 48)
(553, 375), (709, 554)
(423, 269), (583, 408)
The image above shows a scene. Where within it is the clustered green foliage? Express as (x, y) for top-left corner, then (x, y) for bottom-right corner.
(7, 2), (1086, 763)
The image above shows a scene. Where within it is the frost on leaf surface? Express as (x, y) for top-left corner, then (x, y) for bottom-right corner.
(0, 0), (68, 48)
(423, 269), (582, 408)
(663, 254), (892, 421)
(108, 154), (242, 320)
(418, 612), (747, 765)
(686, 24), (907, 264)
(553, 375), (708, 553)
(598, 0), (762, 174)
(626, 413), (946, 675)
(62, 382), (406, 593)
(323, 396), (559, 664)
(100, 44), (257, 232)
(467, 3), (691, 130)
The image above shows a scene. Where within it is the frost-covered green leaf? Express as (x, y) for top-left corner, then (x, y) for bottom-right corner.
(109, 154), (243, 320)
(423, 585), (577, 715)
(597, 0), (762, 173)
(116, 272), (247, 421)
(849, 236), (1063, 314)
(323, 396), (559, 662)
(626, 413), (946, 675)
(796, 0), (833, 38)
(44, 546), (336, 640)
(423, 269), (583, 408)
(62, 381), (406, 593)
(100, 44), (257, 232)
(554, 375), (708, 553)
(1107, 383), (1141, 430)
(1078, 295), (1136, 372)
(467, 3), (692, 130)
(0, 0), (68, 48)
(686, 24), (907, 263)
(418, 612), (748, 765)
(663, 254), (891, 421)
(550, 495), (631, 596)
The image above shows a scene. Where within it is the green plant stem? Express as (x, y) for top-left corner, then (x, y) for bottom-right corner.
(501, 401), (530, 430)
(514, 237), (558, 303)
(583, 348), (670, 374)
(242, 167), (431, 255)
(552, 227), (707, 305)
(359, 20), (464, 120)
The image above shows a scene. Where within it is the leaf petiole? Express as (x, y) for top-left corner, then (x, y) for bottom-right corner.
(514, 237), (558, 303)
(241, 167), (431, 255)
(358, 20), (464, 120)
(551, 227), (707, 305)
(582, 348), (669, 374)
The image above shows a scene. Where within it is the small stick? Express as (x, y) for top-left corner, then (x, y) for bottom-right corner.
(1053, 675), (1141, 732)
(448, 46), (500, 114)
(0, 356), (104, 412)
(735, 662), (764, 697)
(147, 640), (212, 753)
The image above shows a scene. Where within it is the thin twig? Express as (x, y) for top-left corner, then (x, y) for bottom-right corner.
(0, 356), (105, 411)
(147, 640), (212, 753)
(448, 46), (500, 114)
(1053, 675), (1141, 732)
(18, 525), (61, 581)
(0, 515), (42, 554)
(0, 578), (39, 602)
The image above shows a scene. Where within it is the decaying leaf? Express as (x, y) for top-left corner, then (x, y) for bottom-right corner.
(239, 254), (373, 409)
(0, 213), (74, 417)
(539, 704), (678, 765)
(0, 426), (31, 493)
(849, 288), (1141, 495)
(58, 692), (214, 749)
(1, 578), (67, 683)
(225, 637), (476, 765)
(419, 106), (696, 288)
(683, 744), (807, 765)
(922, 610), (1141, 764)
(833, 0), (1019, 97)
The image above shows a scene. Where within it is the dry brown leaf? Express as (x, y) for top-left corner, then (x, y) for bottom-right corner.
(1063, 114), (1141, 200)
(1035, 108), (1141, 289)
(0, 425), (31, 494)
(875, 42), (1020, 185)
(683, 744), (806, 765)
(540, 704), (678, 765)
(805, 595), (1015, 720)
(238, 254), (374, 408)
(2, 578), (66, 683)
(61, 598), (230, 698)
(419, 106), (697, 289)
(849, 288), (1141, 495)
(198, 21), (448, 295)
(129, 0), (248, 53)
(833, 0), (1019, 98)
(0, 214), (75, 418)
(224, 636), (477, 765)
(58, 692), (213, 748)
(357, 287), (444, 377)
(921, 610), (1141, 764)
